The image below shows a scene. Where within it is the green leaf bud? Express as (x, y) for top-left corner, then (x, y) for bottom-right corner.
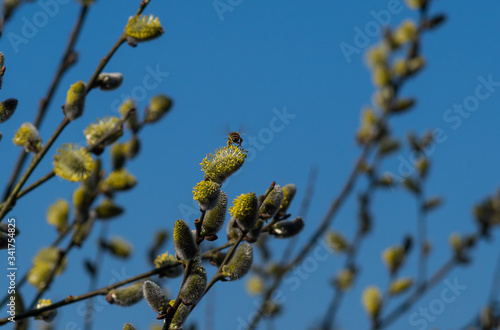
(63, 81), (86, 120)
(202, 191), (227, 236)
(143, 280), (169, 313)
(111, 143), (127, 170)
(28, 247), (66, 290)
(391, 98), (416, 113)
(106, 280), (144, 306)
(246, 275), (265, 296)
(104, 169), (137, 191)
(125, 134), (140, 159)
(229, 192), (258, 232)
(372, 65), (391, 87)
(362, 286), (382, 320)
(122, 323), (136, 330)
(201, 145), (247, 184)
(405, 0), (427, 10)
(423, 196), (442, 212)
(119, 99), (139, 132)
(145, 94), (173, 123)
(377, 137), (399, 156)
(221, 242), (253, 281)
(173, 220), (197, 261)
(326, 231), (349, 253)
(334, 268), (355, 292)
(365, 44), (388, 68)
(179, 264), (207, 305)
(95, 198), (124, 219)
(192, 180), (221, 211)
(382, 246), (405, 274)
(104, 236), (132, 258)
(73, 186), (93, 223)
(259, 185), (284, 220)
(393, 20), (418, 45)
(388, 277), (413, 295)
(46, 199), (69, 233)
(270, 217), (304, 238)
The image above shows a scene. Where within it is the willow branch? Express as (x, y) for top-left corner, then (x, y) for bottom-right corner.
(14, 109), (134, 202)
(0, 262), (179, 325)
(2, 4), (89, 201)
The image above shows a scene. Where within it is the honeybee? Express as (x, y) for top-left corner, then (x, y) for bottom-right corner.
(227, 131), (243, 147)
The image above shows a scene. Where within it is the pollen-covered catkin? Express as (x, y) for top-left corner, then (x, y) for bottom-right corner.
(229, 192), (258, 232)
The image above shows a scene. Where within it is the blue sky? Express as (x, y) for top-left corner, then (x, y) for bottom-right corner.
(1, 0), (500, 329)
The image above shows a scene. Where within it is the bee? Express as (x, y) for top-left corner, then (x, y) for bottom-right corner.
(227, 131), (243, 147)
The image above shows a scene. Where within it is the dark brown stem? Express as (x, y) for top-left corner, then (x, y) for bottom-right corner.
(0, 262), (179, 325)
(84, 222), (109, 330)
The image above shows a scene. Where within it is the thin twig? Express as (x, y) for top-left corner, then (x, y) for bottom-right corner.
(0, 262), (180, 325)
(84, 222), (109, 330)
(281, 165), (318, 262)
(0, 117), (71, 221)
(13, 109), (134, 202)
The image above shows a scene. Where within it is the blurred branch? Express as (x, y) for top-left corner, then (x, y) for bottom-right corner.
(3, 4), (90, 201)
(0, 0), (151, 221)
(321, 155), (382, 329)
(281, 165), (318, 262)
